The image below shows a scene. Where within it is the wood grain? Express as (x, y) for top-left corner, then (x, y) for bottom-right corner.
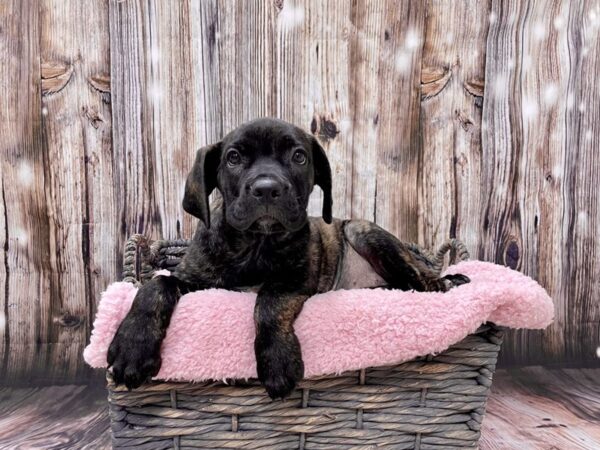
(482, 0), (600, 366)
(418, 0), (490, 254)
(1, 0), (600, 382)
(480, 368), (600, 449)
(0, 0), (48, 382)
(0, 382), (111, 449)
(38, 0), (113, 381)
(374, 1), (425, 240)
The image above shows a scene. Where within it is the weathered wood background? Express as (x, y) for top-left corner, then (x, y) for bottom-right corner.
(1, 0), (598, 384)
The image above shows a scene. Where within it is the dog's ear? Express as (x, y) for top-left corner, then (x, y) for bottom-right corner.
(182, 142), (222, 228)
(311, 136), (333, 224)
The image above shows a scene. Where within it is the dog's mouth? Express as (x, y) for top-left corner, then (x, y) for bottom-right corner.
(248, 215), (287, 234)
(227, 204), (306, 234)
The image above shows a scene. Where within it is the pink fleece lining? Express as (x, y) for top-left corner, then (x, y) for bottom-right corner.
(83, 261), (553, 382)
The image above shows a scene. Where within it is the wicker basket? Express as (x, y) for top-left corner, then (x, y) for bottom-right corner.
(108, 235), (503, 449)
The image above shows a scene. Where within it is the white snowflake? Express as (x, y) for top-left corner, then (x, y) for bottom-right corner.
(42, 106), (48, 116)
(553, 15), (566, 30)
(395, 51), (412, 74)
(578, 211), (588, 232)
(493, 74), (507, 98)
(589, 5), (600, 27)
(543, 83), (559, 106)
(150, 45), (160, 64)
(533, 22), (546, 40)
(148, 81), (163, 102)
(404, 29), (421, 50)
(566, 92), (575, 110)
(338, 118), (352, 135)
(17, 162), (34, 187)
(278, 3), (304, 30)
(14, 227), (28, 246)
(585, 129), (593, 141)
(522, 97), (538, 119)
(522, 54), (532, 71)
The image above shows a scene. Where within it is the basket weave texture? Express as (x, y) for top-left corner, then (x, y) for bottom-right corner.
(108, 235), (503, 449)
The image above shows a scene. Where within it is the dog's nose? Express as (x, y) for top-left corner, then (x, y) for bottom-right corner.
(250, 178), (282, 200)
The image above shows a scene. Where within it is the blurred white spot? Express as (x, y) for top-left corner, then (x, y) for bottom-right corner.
(522, 54), (532, 71)
(566, 92), (575, 110)
(597, 346), (600, 358)
(148, 82), (163, 102)
(150, 46), (160, 64)
(522, 97), (538, 119)
(41, 106), (48, 116)
(489, 12), (497, 24)
(582, 46), (589, 57)
(543, 83), (559, 106)
(578, 102), (586, 113)
(553, 15), (566, 30)
(445, 32), (454, 44)
(17, 163), (34, 187)
(279, 3), (304, 30)
(578, 211), (588, 231)
(507, 58), (516, 69)
(14, 227), (28, 246)
(395, 51), (412, 74)
(589, 6), (600, 26)
(533, 22), (546, 40)
(585, 129), (593, 141)
(338, 118), (352, 134)
(494, 75), (507, 98)
(0, 313), (5, 334)
(404, 29), (421, 50)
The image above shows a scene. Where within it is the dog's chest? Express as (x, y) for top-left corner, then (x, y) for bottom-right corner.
(334, 243), (387, 290)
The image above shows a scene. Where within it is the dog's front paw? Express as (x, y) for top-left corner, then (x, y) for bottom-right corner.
(107, 317), (163, 390)
(255, 333), (304, 400)
(443, 273), (471, 289)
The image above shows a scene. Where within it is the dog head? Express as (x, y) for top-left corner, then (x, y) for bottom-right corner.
(183, 118), (332, 233)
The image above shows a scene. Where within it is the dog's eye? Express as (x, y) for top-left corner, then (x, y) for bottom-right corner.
(226, 149), (242, 166)
(292, 149), (307, 165)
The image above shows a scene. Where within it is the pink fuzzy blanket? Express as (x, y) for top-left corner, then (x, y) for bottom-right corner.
(84, 261), (553, 382)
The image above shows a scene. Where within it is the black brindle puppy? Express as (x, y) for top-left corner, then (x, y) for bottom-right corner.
(108, 118), (470, 398)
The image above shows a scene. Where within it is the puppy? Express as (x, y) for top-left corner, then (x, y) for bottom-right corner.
(108, 118), (469, 398)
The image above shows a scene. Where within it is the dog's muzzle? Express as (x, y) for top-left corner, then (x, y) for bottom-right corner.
(227, 175), (306, 233)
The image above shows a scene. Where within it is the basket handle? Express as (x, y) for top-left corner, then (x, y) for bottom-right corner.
(432, 238), (470, 272)
(122, 234), (151, 284)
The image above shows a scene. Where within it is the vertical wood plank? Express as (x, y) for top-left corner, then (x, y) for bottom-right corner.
(38, 0), (112, 380)
(109, 0), (162, 245)
(418, 0), (490, 253)
(217, 0), (277, 132)
(348, 1), (384, 221)
(0, 0), (48, 381)
(482, 0), (600, 365)
(563, 0), (600, 363)
(374, 1), (425, 240)
(275, 0), (353, 219)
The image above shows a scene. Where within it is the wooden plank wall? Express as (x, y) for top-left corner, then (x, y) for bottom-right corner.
(0, 0), (598, 383)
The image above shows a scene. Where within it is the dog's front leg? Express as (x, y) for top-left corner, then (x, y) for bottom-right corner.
(254, 283), (309, 399)
(108, 275), (191, 389)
